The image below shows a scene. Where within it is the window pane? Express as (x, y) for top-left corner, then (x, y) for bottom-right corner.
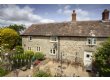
(50, 37), (58, 41)
(37, 47), (38, 51)
(86, 54), (90, 58)
(39, 47), (40, 51)
(93, 38), (96, 44)
(88, 38), (92, 44)
(53, 49), (55, 54)
(88, 39), (91, 44)
(29, 36), (32, 40)
(50, 49), (52, 53)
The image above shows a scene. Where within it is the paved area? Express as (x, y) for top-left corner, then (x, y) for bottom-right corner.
(39, 61), (94, 77)
(5, 59), (95, 77)
(5, 69), (33, 77)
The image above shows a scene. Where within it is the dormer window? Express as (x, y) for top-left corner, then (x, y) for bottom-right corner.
(50, 36), (58, 42)
(86, 38), (96, 45)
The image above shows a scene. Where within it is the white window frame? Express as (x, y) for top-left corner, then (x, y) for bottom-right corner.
(86, 38), (97, 45)
(28, 47), (31, 50)
(29, 36), (32, 41)
(50, 36), (58, 42)
(36, 46), (41, 52)
(50, 48), (56, 55)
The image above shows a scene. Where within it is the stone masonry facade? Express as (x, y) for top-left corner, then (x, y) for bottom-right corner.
(22, 36), (107, 64)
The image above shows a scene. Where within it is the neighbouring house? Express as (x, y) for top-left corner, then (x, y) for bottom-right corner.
(21, 9), (110, 71)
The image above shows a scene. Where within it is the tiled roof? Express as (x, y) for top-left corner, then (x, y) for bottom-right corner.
(22, 20), (110, 37)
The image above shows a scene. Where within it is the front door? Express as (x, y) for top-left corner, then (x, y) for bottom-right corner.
(84, 51), (92, 71)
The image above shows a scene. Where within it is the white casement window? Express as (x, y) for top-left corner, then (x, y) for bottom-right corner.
(50, 36), (58, 42)
(86, 38), (96, 45)
(29, 36), (32, 41)
(36, 47), (40, 52)
(28, 47), (31, 50)
(50, 48), (56, 55)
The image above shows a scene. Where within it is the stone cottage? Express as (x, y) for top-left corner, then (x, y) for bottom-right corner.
(22, 9), (110, 70)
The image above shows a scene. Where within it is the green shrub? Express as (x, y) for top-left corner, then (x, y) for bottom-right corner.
(0, 67), (7, 77)
(24, 50), (34, 57)
(10, 51), (34, 69)
(15, 46), (24, 54)
(34, 52), (45, 60)
(34, 70), (51, 77)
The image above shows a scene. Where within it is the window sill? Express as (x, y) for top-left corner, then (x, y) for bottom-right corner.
(86, 44), (97, 47)
(50, 41), (58, 43)
(86, 44), (96, 45)
(49, 53), (56, 55)
(28, 40), (32, 42)
(36, 51), (41, 52)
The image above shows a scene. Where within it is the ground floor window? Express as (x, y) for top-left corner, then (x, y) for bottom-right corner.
(36, 47), (40, 52)
(50, 48), (56, 55)
(28, 47), (31, 50)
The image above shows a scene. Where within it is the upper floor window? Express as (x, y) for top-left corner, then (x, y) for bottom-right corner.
(86, 38), (96, 45)
(29, 36), (32, 41)
(50, 36), (58, 42)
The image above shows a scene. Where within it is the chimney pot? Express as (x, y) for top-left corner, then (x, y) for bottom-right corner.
(72, 10), (76, 22)
(102, 9), (109, 21)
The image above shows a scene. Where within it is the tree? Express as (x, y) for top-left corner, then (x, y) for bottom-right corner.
(94, 38), (110, 77)
(0, 28), (2, 45)
(7, 24), (26, 46)
(1, 28), (19, 50)
(0, 67), (7, 77)
(7, 24), (26, 34)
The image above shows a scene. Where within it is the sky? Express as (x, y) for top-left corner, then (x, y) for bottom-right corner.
(0, 4), (110, 27)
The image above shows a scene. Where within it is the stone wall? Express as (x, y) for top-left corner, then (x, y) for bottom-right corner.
(22, 36), (57, 59)
(22, 36), (107, 63)
(59, 37), (106, 62)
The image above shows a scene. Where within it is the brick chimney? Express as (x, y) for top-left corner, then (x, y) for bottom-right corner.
(72, 10), (76, 22)
(102, 9), (109, 21)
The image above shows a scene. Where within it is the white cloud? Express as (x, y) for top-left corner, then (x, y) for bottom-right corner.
(57, 8), (62, 14)
(40, 19), (55, 23)
(76, 9), (88, 16)
(57, 5), (72, 15)
(57, 5), (91, 21)
(0, 4), (55, 27)
(63, 9), (72, 14)
(64, 5), (71, 10)
(76, 8), (90, 21)
(57, 5), (72, 22)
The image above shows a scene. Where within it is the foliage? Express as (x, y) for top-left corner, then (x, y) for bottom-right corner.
(0, 28), (19, 50)
(0, 67), (7, 77)
(7, 24), (26, 34)
(7, 24), (26, 46)
(10, 53), (33, 69)
(34, 70), (51, 77)
(24, 50), (34, 57)
(15, 46), (24, 54)
(94, 38), (110, 77)
(34, 52), (45, 60)
(0, 28), (2, 44)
